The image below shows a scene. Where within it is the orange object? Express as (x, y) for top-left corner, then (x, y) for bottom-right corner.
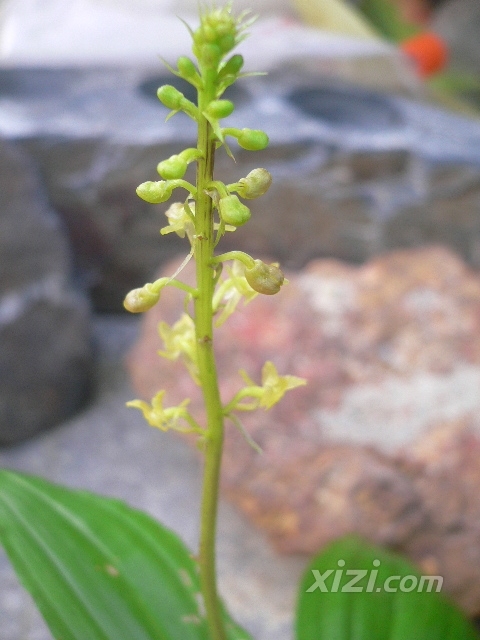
(400, 31), (449, 76)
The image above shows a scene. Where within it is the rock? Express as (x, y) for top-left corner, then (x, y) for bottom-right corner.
(434, 0), (480, 78)
(0, 140), (93, 445)
(399, 421), (480, 614)
(2, 62), (480, 310)
(126, 245), (480, 614)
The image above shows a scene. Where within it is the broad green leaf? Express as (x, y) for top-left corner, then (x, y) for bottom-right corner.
(0, 469), (252, 640)
(296, 535), (480, 640)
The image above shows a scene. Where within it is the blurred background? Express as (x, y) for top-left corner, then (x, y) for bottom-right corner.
(1, 1), (480, 638)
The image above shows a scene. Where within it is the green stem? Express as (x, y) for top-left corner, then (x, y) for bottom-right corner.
(195, 80), (227, 640)
(212, 251), (256, 269)
(223, 386), (264, 414)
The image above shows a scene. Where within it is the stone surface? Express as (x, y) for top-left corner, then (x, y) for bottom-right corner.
(0, 1), (391, 68)
(0, 139), (93, 444)
(434, 0), (480, 78)
(2, 62), (480, 310)
(399, 421), (480, 614)
(126, 246), (480, 614)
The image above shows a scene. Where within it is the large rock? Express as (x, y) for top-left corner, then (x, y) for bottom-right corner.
(126, 245), (480, 614)
(0, 140), (93, 445)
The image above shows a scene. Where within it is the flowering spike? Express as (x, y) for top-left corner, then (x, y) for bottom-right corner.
(125, 7), (307, 638)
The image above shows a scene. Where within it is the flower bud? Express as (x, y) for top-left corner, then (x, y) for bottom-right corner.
(220, 54), (244, 78)
(201, 23), (217, 43)
(157, 155), (188, 180)
(136, 181), (173, 204)
(218, 32), (235, 54)
(198, 43), (222, 67)
(157, 85), (184, 110)
(218, 194), (251, 227)
(193, 6), (237, 55)
(237, 168), (272, 199)
(237, 129), (269, 151)
(205, 99), (234, 119)
(123, 284), (160, 313)
(245, 260), (284, 295)
(177, 56), (197, 80)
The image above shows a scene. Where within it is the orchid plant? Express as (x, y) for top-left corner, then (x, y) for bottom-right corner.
(0, 4), (479, 640)
(122, 6), (305, 637)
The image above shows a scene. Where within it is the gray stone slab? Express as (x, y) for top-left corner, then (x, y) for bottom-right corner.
(2, 65), (480, 311)
(0, 139), (93, 444)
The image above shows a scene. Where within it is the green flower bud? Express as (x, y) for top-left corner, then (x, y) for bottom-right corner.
(220, 54), (244, 77)
(157, 155), (188, 180)
(205, 99), (234, 119)
(136, 181), (173, 204)
(123, 284), (160, 313)
(193, 5), (240, 65)
(157, 85), (184, 110)
(202, 24), (217, 43)
(244, 260), (285, 295)
(218, 194), (251, 227)
(237, 168), (272, 199)
(194, 7), (237, 45)
(237, 129), (269, 151)
(198, 43), (222, 67)
(177, 56), (197, 80)
(218, 32), (235, 54)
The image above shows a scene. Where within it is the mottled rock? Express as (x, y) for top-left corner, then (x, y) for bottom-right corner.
(126, 245), (480, 614)
(397, 421), (480, 614)
(0, 140), (93, 445)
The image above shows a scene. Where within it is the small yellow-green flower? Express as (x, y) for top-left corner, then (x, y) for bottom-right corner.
(161, 202), (195, 241)
(213, 260), (258, 326)
(259, 361), (306, 409)
(127, 391), (192, 432)
(158, 313), (199, 382)
(161, 201), (234, 244)
(241, 361), (306, 410)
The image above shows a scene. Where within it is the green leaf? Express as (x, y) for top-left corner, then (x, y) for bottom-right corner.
(358, 0), (418, 42)
(0, 469), (252, 640)
(296, 535), (480, 640)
